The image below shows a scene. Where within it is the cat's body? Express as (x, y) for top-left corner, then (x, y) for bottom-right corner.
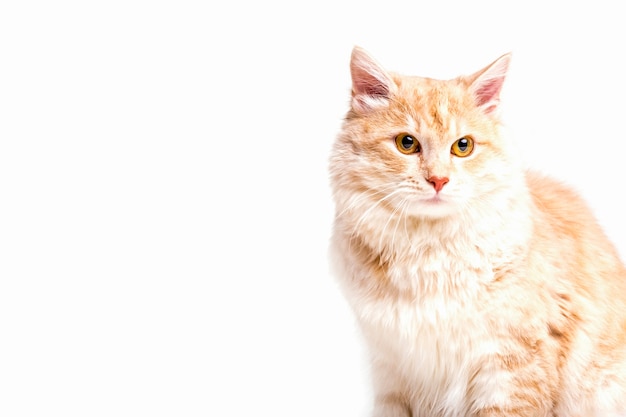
(329, 47), (626, 416)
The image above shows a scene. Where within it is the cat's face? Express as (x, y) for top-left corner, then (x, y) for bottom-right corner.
(331, 48), (518, 220)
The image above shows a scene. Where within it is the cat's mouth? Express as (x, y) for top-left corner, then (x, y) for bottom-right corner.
(423, 193), (445, 203)
(403, 193), (459, 218)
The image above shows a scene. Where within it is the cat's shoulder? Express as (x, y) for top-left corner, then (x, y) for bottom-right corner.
(525, 170), (599, 232)
(526, 170), (585, 202)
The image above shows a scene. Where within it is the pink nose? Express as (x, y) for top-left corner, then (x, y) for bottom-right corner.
(427, 176), (449, 192)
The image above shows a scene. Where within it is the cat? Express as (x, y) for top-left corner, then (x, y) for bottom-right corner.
(329, 46), (626, 417)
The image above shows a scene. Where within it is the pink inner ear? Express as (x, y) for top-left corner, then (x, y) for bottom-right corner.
(350, 47), (392, 102)
(353, 75), (389, 98)
(474, 78), (503, 108)
(471, 54), (510, 113)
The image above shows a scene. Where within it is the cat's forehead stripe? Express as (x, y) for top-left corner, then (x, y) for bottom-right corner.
(401, 103), (460, 142)
(448, 119), (457, 137)
(405, 114), (418, 132)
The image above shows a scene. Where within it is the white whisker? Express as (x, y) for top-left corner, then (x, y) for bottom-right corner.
(379, 194), (407, 255)
(346, 187), (405, 254)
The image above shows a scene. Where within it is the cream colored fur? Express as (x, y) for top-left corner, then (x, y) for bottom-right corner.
(329, 47), (626, 416)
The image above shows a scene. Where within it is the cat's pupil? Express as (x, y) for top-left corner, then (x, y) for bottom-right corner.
(458, 138), (468, 151)
(402, 136), (414, 149)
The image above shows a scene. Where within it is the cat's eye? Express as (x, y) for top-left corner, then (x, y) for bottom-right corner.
(451, 136), (474, 157)
(395, 134), (421, 154)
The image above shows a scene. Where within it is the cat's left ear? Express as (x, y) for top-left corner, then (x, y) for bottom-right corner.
(469, 53), (511, 115)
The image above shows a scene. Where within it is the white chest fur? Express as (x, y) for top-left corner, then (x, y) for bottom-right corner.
(332, 224), (516, 415)
(357, 269), (492, 415)
(365, 293), (489, 413)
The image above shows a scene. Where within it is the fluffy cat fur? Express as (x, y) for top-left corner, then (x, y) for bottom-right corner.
(329, 47), (626, 416)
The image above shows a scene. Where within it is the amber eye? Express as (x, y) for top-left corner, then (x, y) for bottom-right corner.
(451, 136), (474, 157)
(395, 134), (421, 154)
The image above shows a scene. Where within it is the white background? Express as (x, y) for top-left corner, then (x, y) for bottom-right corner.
(1, 1), (625, 416)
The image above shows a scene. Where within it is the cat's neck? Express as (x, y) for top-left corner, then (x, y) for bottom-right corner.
(336, 176), (533, 297)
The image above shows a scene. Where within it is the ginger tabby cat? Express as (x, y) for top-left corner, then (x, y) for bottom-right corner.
(329, 47), (626, 416)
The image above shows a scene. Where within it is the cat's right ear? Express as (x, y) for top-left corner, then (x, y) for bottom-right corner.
(350, 47), (394, 113)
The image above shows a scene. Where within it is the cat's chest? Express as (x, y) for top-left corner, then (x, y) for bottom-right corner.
(358, 244), (497, 402)
(368, 244), (492, 348)
(384, 238), (493, 294)
(348, 232), (495, 322)
(362, 291), (490, 415)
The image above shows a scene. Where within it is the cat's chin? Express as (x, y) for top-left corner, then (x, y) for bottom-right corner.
(406, 197), (460, 219)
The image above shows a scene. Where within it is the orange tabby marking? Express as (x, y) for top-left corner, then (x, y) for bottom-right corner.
(330, 47), (626, 416)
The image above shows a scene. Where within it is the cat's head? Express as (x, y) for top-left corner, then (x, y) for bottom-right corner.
(331, 47), (521, 220)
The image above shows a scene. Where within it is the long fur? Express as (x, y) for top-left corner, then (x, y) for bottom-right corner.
(329, 47), (626, 416)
